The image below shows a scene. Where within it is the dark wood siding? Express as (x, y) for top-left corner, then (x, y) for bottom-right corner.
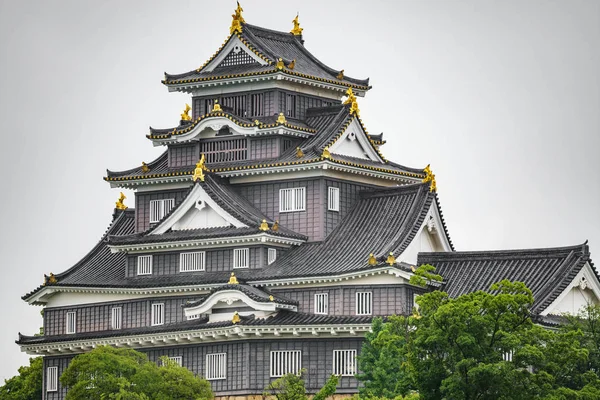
(249, 137), (279, 160)
(168, 143), (199, 168)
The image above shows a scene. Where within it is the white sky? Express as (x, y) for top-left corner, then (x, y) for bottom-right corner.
(0, 0), (598, 382)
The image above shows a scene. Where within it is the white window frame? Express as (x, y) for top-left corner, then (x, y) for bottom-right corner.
(65, 311), (76, 334)
(205, 353), (227, 380)
(279, 187), (306, 213)
(187, 313), (201, 320)
(328, 186), (340, 212)
(151, 303), (164, 326)
(46, 366), (58, 392)
(180, 251), (205, 272)
(355, 292), (372, 315)
(268, 248), (277, 265)
(168, 356), (183, 366)
(314, 293), (329, 315)
(137, 255), (153, 275)
(233, 248), (249, 269)
(111, 307), (122, 330)
(149, 198), (175, 223)
(332, 349), (357, 376)
(270, 350), (302, 377)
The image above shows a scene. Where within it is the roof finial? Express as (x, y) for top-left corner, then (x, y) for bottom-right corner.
(230, 2), (245, 34)
(43, 273), (57, 286)
(232, 311), (241, 324)
(180, 104), (191, 121)
(322, 146), (331, 159)
(296, 147), (304, 158)
(288, 59), (296, 70)
(386, 252), (396, 265)
(141, 162), (150, 173)
(115, 192), (128, 210)
(343, 87), (360, 116)
(277, 112), (287, 124)
(211, 100), (222, 113)
(271, 220), (279, 232)
(228, 272), (239, 285)
(290, 14), (303, 36)
(368, 253), (377, 266)
(192, 154), (206, 182)
(422, 164), (437, 192)
(276, 58), (285, 70)
(259, 219), (270, 231)
(336, 70), (344, 80)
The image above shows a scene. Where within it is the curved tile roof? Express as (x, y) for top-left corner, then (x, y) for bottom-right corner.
(183, 284), (298, 308)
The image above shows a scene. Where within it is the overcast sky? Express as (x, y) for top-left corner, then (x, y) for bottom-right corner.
(0, 0), (598, 382)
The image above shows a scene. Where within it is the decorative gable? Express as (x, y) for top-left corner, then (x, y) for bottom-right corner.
(543, 262), (600, 316)
(215, 45), (259, 69)
(329, 118), (382, 162)
(203, 35), (268, 73)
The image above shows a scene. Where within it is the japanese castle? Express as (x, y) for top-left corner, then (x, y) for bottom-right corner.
(18, 4), (599, 399)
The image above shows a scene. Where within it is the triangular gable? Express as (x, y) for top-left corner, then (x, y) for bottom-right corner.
(329, 118), (383, 162)
(203, 35), (269, 73)
(542, 262), (600, 316)
(151, 184), (247, 235)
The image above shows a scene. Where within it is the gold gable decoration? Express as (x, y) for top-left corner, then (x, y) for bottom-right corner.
(271, 220), (279, 232)
(288, 59), (296, 70)
(228, 272), (239, 285)
(230, 2), (245, 34)
(276, 58), (285, 71)
(269, 295), (274, 302)
(115, 192), (128, 210)
(368, 253), (377, 266)
(277, 112), (287, 124)
(422, 164), (437, 192)
(141, 162), (150, 173)
(211, 100), (222, 113)
(296, 147), (304, 158)
(290, 14), (303, 36)
(259, 219), (270, 231)
(232, 311), (241, 324)
(43, 273), (57, 286)
(336, 70), (344, 80)
(322, 146), (331, 159)
(180, 104), (191, 121)
(386, 252), (396, 265)
(192, 154), (206, 182)
(343, 87), (360, 116)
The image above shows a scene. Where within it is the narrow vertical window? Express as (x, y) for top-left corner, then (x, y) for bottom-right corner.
(151, 303), (164, 326)
(355, 292), (372, 315)
(168, 356), (183, 366)
(180, 251), (205, 272)
(46, 367), (58, 392)
(268, 248), (277, 265)
(279, 187), (306, 212)
(314, 293), (329, 315)
(233, 248), (249, 269)
(206, 353), (227, 380)
(111, 307), (122, 330)
(270, 350), (302, 377)
(149, 198), (175, 223)
(65, 311), (76, 334)
(328, 187), (340, 212)
(285, 94), (296, 118)
(137, 255), (153, 275)
(332, 350), (357, 376)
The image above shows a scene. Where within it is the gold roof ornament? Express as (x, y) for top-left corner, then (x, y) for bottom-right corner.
(115, 192), (128, 210)
(180, 104), (192, 121)
(259, 219), (270, 231)
(269, 295), (274, 302)
(277, 112), (287, 124)
(254, 119), (261, 125)
(271, 220), (279, 232)
(386, 252), (396, 265)
(343, 87), (360, 116)
(288, 59), (296, 70)
(192, 154), (206, 182)
(141, 162), (150, 173)
(228, 272), (239, 285)
(230, 1), (245, 34)
(43, 273), (57, 286)
(276, 58), (285, 70)
(211, 100), (222, 113)
(336, 70), (344, 80)
(290, 14), (303, 36)
(232, 311), (241, 324)
(295, 147), (304, 158)
(422, 164), (437, 192)
(410, 265), (416, 272)
(322, 146), (331, 159)
(368, 253), (377, 266)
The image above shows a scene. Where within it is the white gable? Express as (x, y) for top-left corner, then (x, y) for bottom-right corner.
(203, 36), (268, 72)
(542, 262), (600, 316)
(152, 184), (247, 235)
(329, 118), (382, 162)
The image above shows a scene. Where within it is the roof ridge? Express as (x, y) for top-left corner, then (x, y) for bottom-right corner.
(419, 242), (590, 259)
(106, 150), (167, 177)
(359, 181), (429, 199)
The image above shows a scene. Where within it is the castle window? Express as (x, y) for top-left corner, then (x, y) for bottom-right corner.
(206, 353), (227, 380)
(46, 367), (58, 392)
(270, 350), (302, 377)
(285, 94), (296, 118)
(149, 199), (175, 223)
(250, 93), (264, 117)
(332, 349), (357, 376)
(168, 356), (183, 367)
(356, 292), (372, 315)
(137, 255), (153, 275)
(111, 307), (122, 330)
(233, 248), (249, 269)
(180, 251), (205, 272)
(315, 293), (329, 315)
(328, 187), (340, 212)
(187, 313), (201, 320)
(66, 311), (76, 334)
(151, 303), (164, 326)
(268, 248), (277, 265)
(279, 187), (305, 212)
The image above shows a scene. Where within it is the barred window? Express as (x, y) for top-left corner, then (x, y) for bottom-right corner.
(315, 293), (328, 315)
(250, 93), (264, 117)
(46, 367), (58, 392)
(180, 251), (205, 272)
(333, 349), (357, 376)
(66, 312), (76, 334)
(356, 292), (372, 315)
(270, 350), (302, 377)
(285, 94), (296, 118)
(328, 187), (340, 211)
(111, 307), (122, 330)
(268, 248), (277, 265)
(137, 255), (153, 275)
(151, 303), (164, 326)
(168, 356), (183, 366)
(279, 187), (305, 212)
(233, 248), (249, 269)
(149, 198), (175, 223)
(206, 353), (227, 380)
(187, 313), (201, 320)
(216, 47), (256, 68)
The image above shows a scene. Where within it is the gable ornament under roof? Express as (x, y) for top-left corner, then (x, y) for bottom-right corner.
(228, 272), (239, 285)
(259, 219), (270, 231)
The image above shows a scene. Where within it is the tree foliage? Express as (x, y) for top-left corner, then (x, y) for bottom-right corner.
(0, 357), (43, 400)
(60, 346), (213, 400)
(357, 279), (600, 400)
(263, 369), (338, 400)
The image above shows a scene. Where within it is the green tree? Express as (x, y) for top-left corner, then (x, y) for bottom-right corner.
(0, 357), (43, 400)
(263, 369), (338, 400)
(60, 346), (212, 400)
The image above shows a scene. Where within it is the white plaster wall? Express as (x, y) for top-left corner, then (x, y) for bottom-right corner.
(173, 203), (230, 230)
(549, 287), (599, 315)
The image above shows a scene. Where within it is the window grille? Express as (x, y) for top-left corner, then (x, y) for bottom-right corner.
(282, 139), (293, 151)
(250, 93), (264, 117)
(111, 307), (122, 330)
(328, 187), (340, 212)
(279, 187), (305, 212)
(168, 356), (183, 366)
(285, 94), (296, 118)
(356, 292), (372, 315)
(66, 312), (76, 334)
(268, 248), (277, 265)
(333, 349), (357, 376)
(46, 367), (58, 392)
(503, 350), (513, 362)
(233, 248), (249, 269)
(137, 255), (153, 275)
(149, 198), (175, 223)
(221, 95), (247, 116)
(216, 48), (256, 68)
(200, 138), (248, 163)
(270, 350), (302, 377)
(315, 293), (329, 315)
(206, 353), (227, 380)
(180, 251), (205, 272)
(151, 303), (164, 326)
(187, 314), (201, 320)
